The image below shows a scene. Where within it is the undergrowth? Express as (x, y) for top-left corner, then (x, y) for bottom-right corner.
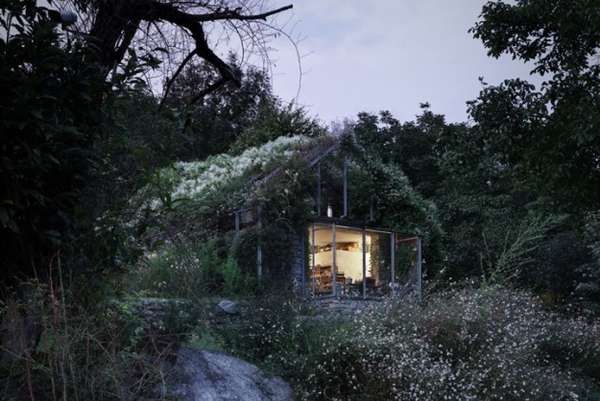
(219, 287), (600, 401)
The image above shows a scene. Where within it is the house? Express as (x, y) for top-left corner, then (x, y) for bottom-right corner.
(230, 135), (424, 300)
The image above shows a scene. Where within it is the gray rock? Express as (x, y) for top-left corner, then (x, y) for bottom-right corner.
(170, 347), (293, 401)
(216, 299), (239, 315)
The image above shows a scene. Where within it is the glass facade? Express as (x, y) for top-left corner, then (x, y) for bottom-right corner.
(308, 223), (335, 295)
(308, 223), (416, 298)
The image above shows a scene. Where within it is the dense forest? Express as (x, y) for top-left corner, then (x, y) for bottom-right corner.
(1, 1), (599, 400)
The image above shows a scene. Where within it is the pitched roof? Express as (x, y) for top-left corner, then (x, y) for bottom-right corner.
(240, 135), (341, 210)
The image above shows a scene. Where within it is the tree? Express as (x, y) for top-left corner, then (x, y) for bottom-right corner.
(470, 0), (600, 211)
(469, 0), (600, 297)
(64, 0), (294, 104)
(0, 3), (106, 282)
(352, 105), (446, 198)
(164, 55), (276, 159)
(0, 0), (296, 283)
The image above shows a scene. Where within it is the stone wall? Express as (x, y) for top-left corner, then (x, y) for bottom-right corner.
(289, 230), (308, 297)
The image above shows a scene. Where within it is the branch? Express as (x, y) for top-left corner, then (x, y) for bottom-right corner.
(181, 76), (229, 133)
(88, 1), (294, 95)
(189, 77), (229, 104)
(192, 5), (294, 22)
(145, 2), (241, 86)
(112, 19), (141, 71)
(159, 49), (196, 111)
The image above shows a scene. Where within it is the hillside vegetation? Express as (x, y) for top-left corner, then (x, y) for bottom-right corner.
(1, 1), (599, 400)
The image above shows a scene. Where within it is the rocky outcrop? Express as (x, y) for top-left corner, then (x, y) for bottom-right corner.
(215, 299), (240, 315)
(169, 347), (293, 401)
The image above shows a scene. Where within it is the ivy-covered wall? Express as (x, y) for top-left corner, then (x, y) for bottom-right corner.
(131, 134), (443, 293)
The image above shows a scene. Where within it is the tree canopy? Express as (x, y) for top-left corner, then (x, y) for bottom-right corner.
(470, 0), (600, 211)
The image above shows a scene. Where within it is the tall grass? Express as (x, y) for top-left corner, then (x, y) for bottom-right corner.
(0, 268), (173, 401)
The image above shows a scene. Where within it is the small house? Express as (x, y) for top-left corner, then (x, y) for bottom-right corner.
(229, 135), (425, 299)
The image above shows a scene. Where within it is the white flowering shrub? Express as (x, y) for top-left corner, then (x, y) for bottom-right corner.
(221, 288), (600, 401)
(147, 135), (311, 209)
(307, 288), (600, 401)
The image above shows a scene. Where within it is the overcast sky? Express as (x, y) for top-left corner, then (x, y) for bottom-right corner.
(265, 0), (538, 125)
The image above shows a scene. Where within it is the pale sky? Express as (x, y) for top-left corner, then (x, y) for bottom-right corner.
(265, 0), (539, 125)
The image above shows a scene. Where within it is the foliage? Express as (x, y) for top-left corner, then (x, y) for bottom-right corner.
(130, 131), (444, 290)
(353, 106), (445, 198)
(0, 279), (175, 401)
(133, 134), (316, 224)
(441, 0), (600, 300)
(165, 57), (283, 159)
(229, 101), (326, 154)
(470, 0), (600, 211)
(221, 288), (600, 401)
(576, 211), (600, 306)
(186, 325), (226, 353)
(0, 3), (105, 282)
(4, 2), (600, 400)
(480, 212), (564, 286)
(473, 0), (600, 78)
(128, 240), (254, 300)
(353, 102), (597, 300)
(168, 135), (311, 203)
(218, 296), (341, 380)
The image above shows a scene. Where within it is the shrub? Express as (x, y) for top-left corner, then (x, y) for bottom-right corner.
(219, 288), (600, 401)
(222, 256), (243, 295)
(217, 296), (337, 378)
(129, 239), (255, 300)
(307, 288), (600, 401)
(0, 279), (173, 401)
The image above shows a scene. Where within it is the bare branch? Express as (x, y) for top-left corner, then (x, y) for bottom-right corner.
(144, 2), (241, 86)
(190, 77), (229, 104)
(75, 0), (297, 102)
(159, 49), (196, 111)
(191, 4), (293, 22)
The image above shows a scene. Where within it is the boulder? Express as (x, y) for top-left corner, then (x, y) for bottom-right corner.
(169, 347), (293, 401)
(215, 299), (240, 315)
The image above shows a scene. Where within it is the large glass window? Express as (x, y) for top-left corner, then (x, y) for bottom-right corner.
(308, 223), (401, 298)
(333, 226), (364, 297)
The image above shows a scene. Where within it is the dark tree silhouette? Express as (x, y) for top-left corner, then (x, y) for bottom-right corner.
(63, 0), (293, 102)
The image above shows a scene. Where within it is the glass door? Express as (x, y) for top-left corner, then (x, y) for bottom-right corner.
(308, 223), (407, 298)
(394, 236), (419, 294)
(365, 230), (392, 297)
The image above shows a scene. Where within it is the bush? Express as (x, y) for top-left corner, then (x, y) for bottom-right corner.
(306, 288), (600, 401)
(0, 4), (106, 282)
(219, 288), (600, 401)
(0, 280), (173, 401)
(218, 296), (337, 379)
(129, 239), (255, 300)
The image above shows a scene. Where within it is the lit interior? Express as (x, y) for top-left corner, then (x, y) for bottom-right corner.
(309, 223), (388, 296)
